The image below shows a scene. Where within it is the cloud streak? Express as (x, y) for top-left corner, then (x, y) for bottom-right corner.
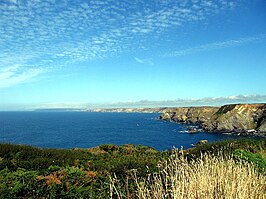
(166, 34), (266, 57)
(134, 57), (154, 66)
(0, 65), (44, 89)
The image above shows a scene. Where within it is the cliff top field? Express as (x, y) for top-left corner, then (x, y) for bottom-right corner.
(0, 139), (265, 198)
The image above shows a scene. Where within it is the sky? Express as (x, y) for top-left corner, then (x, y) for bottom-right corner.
(0, 0), (266, 110)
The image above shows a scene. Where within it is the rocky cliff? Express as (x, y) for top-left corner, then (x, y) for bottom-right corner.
(159, 104), (266, 135)
(159, 107), (219, 123)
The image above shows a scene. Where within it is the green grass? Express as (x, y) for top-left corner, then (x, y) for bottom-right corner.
(0, 139), (265, 198)
(185, 139), (266, 157)
(233, 149), (266, 173)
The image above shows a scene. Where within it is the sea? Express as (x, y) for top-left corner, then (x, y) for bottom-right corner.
(0, 111), (255, 151)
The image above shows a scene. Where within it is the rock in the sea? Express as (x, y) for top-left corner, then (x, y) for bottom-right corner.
(197, 140), (208, 145)
(188, 126), (198, 133)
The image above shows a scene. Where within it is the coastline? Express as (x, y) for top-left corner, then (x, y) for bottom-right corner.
(6, 103), (265, 137)
(159, 103), (266, 136)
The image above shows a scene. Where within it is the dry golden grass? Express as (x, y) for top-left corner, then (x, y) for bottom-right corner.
(111, 152), (266, 199)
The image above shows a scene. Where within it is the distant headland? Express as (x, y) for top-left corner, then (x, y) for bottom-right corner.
(90, 103), (266, 136)
(159, 103), (266, 136)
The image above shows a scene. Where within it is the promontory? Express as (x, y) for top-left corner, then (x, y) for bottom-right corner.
(159, 103), (266, 136)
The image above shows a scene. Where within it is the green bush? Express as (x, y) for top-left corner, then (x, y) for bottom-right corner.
(99, 144), (118, 153)
(233, 149), (266, 173)
(0, 168), (39, 198)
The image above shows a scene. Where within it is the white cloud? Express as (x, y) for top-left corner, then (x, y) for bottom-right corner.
(0, 66), (44, 89)
(8, 0), (18, 5)
(134, 57), (154, 66)
(166, 34), (266, 57)
(0, 0), (244, 88)
(0, 0), (242, 62)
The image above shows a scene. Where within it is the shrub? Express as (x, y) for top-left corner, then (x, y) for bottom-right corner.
(99, 144), (118, 153)
(233, 149), (266, 173)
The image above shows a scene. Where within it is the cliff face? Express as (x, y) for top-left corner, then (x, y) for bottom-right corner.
(160, 104), (266, 135)
(159, 107), (219, 124)
(203, 104), (266, 134)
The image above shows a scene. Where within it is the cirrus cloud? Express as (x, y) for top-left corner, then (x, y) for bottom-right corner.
(0, 0), (243, 88)
(165, 34), (266, 57)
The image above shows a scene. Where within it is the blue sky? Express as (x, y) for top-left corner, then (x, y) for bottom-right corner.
(0, 0), (266, 110)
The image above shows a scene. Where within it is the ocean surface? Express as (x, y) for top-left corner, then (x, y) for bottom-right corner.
(0, 111), (255, 151)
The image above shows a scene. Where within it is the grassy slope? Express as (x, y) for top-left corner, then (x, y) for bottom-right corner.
(0, 139), (265, 198)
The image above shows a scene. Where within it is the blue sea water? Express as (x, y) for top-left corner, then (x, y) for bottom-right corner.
(0, 111), (255, 151)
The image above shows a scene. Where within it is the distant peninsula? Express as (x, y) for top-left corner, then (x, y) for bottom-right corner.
(90, 103), (266, 136)
(89, 107), (169, 113)
(34, 108), (85, 112)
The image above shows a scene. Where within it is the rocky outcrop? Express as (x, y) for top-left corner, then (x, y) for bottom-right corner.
(160, 104), (266, 136)
(159, 107), (219, 124)
(196, 140), (208, 146)
(203, 104), (266, 135)
(258, 118), (266, 133)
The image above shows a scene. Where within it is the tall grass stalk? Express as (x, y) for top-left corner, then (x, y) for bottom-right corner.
(111, 152), (265, 199)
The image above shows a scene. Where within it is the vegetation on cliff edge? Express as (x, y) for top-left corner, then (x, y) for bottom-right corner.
(0, 139), (265, 198)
